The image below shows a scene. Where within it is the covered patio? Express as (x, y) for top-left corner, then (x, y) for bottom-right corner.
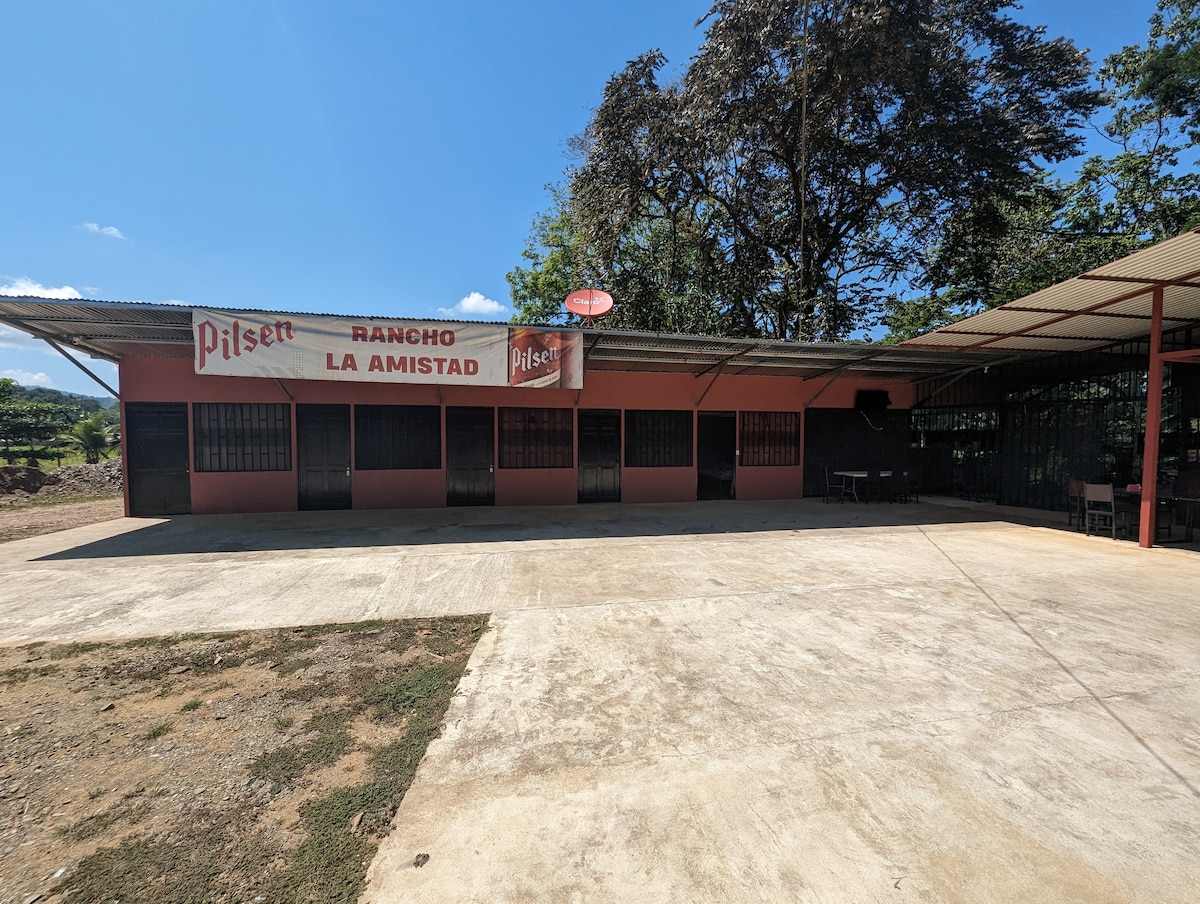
(904, 227), (1200, 548)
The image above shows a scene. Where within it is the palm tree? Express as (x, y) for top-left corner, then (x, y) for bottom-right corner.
(61, 414), (119, 465)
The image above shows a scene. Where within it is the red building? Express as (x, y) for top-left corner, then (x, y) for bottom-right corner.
(0, 300), (995, 516)
(4, 225), (1198, 552)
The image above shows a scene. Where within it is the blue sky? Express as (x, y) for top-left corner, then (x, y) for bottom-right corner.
(0, 0), (1166, 397)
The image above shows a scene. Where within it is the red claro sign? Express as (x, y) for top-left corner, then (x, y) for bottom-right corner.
(564, 289), (613, 323)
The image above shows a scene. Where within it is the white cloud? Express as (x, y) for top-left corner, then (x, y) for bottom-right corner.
(81, 222), (127, 240)
(437, 291), (508, 319)
(0, 368), (55, 388)
(0, 278), (83, 300)
(0, 323), (43, 353)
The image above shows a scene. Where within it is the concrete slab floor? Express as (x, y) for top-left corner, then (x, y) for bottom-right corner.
(1, 498), (1197, 902)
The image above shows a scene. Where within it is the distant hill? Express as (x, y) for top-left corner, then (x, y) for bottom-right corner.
(8, 384), (117, 412)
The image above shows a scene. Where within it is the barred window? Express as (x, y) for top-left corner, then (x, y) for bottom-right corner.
(740, 411), (801, 466)
(625, 410), (692, 467)
(355, 405), (441, 470)
(194, 403), (291, 472)
(499, 407), (573, 469)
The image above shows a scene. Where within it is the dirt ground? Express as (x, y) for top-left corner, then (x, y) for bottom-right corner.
(0, 496), (124, 543)
(0, 616), (487, 904)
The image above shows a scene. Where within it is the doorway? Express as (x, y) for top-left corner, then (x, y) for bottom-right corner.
(578, 409), (621, 503)
(297, 404), (351, 510)
(125, 402), (192, 516)
(446, 406), (495, 506)
(697, 411), (736, 499)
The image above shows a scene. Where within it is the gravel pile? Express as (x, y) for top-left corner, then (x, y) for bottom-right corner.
(40, 459), (124, 498)
(0, 460), (123, 501)
(0, 466), (47, 496)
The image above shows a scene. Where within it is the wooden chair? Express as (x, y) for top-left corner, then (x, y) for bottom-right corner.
(1084, 483), (1129, 539)
(1067, 477), (1086, 530)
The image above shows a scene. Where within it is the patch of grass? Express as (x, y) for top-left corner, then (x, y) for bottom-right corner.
(298, 619), (388, 637)
(0, 492), (120, 509)
(358, 659), (464, 722)
(54, 823), (259, 904)
(1, 664), (60, 685)
(47, 641), (106, 660)
(263, 649), (469, 903)
(256, 634), (321, 664)
(56, 797), (151, 843)
(423, 613), (489, 656)
(142, 722), (174, 742)
(248, 709), (353, 787)
(120, 631), (239, 650)
(276, 656), (315, 677)
(387, 620), (419, 653)
(25, 615), (487, 904)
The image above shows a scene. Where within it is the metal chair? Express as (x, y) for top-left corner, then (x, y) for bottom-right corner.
(1067, 477), (1086, 530)
(823, 466), (846, 504)
(1084, 483), (1129, 539)
(894, 468), (920, 503)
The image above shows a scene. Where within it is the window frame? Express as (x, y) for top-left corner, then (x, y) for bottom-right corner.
(624, 409), (693, 467)
(498, 407), (574, 469)
(193, 402), (292, 473)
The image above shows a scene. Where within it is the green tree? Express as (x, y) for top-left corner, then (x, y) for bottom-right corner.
(1120, 1), (1200, 138)
(540, 0), (1099, 341)
(0, 399), (80, 465)
(882, 2), (1200, 341)
(60, 413), (120, 465)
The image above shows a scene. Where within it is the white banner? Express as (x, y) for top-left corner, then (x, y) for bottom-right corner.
(192, 309), (583, 389)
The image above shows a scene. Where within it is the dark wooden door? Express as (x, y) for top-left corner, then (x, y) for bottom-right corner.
(125, 402), (192, 516)
(578, 409), (621, 503)
(697, 411), (736, 500)
(446, 407), (494, 506)
(297, 404), (351, 510)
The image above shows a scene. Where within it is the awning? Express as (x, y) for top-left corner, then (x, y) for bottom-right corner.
(903, 228), (1200, 353)
(0, 298), (1013, 381)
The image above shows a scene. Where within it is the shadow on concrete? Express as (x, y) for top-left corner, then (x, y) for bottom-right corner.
(34, 497), (1083, 561)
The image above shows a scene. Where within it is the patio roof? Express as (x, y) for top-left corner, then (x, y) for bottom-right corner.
(0, 297), (1013, 382)
(902, 228), (1200, 353)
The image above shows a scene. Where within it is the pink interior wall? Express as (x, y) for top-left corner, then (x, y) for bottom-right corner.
(119, 357), (915, 513)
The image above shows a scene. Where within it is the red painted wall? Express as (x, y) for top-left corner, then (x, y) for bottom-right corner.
(351, 471), (445, 510)
(119, 356), (914, 514)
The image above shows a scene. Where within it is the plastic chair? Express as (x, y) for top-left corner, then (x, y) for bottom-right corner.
(1067, 477), (1086, 530)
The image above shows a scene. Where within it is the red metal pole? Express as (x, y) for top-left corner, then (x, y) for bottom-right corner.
(1139, 286), (1165, 547)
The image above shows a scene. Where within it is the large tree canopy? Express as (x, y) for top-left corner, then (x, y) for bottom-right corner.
(512, 0), (1100, 340)
(882, 0), (1200, 339)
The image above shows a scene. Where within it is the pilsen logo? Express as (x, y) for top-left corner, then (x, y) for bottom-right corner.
(196, 317), (295, 370)
(509, 328), (563, 387)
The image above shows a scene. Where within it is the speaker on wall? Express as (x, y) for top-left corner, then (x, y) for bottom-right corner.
(855, 390), (891, 410)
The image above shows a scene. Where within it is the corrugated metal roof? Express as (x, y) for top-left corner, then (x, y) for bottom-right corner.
(0, 297), (1011, 380)
(904, 228), (1200, 352)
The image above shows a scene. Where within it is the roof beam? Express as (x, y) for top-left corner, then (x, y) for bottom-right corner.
(955, 262), (1200, 351)
(1078, 274), (1200, 289)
